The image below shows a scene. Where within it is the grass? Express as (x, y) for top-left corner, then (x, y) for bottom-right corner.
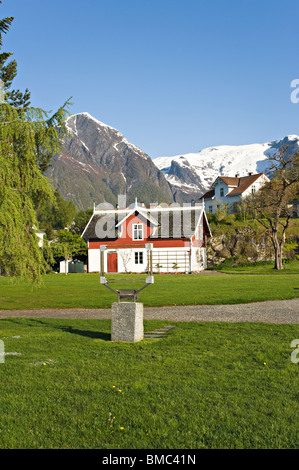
(0, 318), (298, 449)
(0, 269), (298, 310)
(209, 259), (299, 275)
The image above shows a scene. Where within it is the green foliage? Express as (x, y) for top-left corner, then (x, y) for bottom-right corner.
(0, 2), (30, 108)
(72, 208), (93, 235)
(0, 3), (74, 280)
(0, 102), (71, 280)
(51, 230), (87, 261)
(35, 190), (77, 239)
(0, 104), (54, 279)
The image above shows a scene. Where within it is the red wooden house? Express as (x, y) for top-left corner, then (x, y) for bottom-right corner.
(82, 200), (212, 273)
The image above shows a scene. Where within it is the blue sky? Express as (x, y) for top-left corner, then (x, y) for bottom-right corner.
(1, 0), (299, 158)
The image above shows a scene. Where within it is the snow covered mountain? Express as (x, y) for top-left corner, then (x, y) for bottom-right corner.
(45, 113), (174, 210)
(153, 135), (299, 202)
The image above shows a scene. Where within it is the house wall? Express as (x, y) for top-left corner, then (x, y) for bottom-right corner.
(87, 210), (210, 273)
(191, 247), (207, 271)
(206, 175), (269, 214)
(88, 246), (195, 273)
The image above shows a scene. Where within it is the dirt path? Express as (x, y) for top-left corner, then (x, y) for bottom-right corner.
(0, 298), (298, 323)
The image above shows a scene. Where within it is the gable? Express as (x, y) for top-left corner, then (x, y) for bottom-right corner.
(226, 173), (267, 196)
(82, 206), (210, 240)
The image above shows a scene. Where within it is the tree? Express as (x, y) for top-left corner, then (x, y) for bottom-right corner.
(35, 190), (77, 240)
(51, 230), (87, 275)
(71, 208), (93, 235)
(0, 103), (71, 280)
(0, 2), (72, 281)
(0, 1), (30, 108)
(247, 146), (299, 270)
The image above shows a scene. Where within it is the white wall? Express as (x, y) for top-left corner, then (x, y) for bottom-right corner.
(191, 247), (207, 271)
(88, 249), (101, 273)
(59, 260), (69, 273)
(87, 247), (194, 273)
(151, 247), (190, 273)
(206, 175), (269, 214)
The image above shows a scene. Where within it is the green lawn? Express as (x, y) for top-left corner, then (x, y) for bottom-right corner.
(0, 270), (298, 310)
(211, 259), (299, 275)
(0, 318), (298, 449)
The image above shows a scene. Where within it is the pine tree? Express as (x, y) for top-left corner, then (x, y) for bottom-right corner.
(0, 2), (74, 280)
(0, 1), (31, 108)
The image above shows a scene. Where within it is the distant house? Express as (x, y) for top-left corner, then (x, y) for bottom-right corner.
(82, 199), (212, 273)
(201, 173), (270, 214)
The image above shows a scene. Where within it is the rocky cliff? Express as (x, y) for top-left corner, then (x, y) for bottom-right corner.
(45, 113), (174, 210)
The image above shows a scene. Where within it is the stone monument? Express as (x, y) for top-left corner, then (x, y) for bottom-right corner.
(100, 244), (154, 342)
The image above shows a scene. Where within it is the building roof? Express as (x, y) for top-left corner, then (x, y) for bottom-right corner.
(82, 204), (211, 240)
(200, 189), (215, 200)
(201, 173), (269, 199)
(225, 173), (267, 196)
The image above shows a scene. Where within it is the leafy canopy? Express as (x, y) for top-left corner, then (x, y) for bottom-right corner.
(0, 102), (72, 280)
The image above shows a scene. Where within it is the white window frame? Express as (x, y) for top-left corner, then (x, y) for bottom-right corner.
(133, 223), (143, 240)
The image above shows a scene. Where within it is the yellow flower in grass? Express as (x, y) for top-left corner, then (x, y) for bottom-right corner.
(120, 427), (125, 431)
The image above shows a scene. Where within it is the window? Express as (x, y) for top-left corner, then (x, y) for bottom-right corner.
(135, 252), (143, 264)
(208, 205), (213, 213)
(133, 223), (143, 240)
(220, 188), (224, 197)
(251, 185), (256, 194)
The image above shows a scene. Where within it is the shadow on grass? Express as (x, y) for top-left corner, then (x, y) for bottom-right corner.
(59, 326), (111, 341)
(5, 318), (111, 342)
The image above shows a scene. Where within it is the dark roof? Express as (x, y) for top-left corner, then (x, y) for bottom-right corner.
(200, 189), (215, 200)
(82, 206), (210, 240)
(201, 173), (268, 199)
(82, 212), (125, 240)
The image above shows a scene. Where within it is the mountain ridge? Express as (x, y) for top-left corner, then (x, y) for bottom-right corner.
(153, 135), (299, 202)
(45, 112), (299, 209)
(45, 112), (174, 210)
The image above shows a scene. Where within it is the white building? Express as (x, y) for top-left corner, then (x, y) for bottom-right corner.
(81, 200), (212, 274)
(201, 173), (270, 214)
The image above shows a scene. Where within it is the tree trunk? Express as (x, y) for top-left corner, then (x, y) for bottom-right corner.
(65, 257), (68, 275)
(272, 232), (283, 270)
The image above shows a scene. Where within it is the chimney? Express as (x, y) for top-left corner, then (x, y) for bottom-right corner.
(141, 201), (145, 207)
(235, 173), (240, 178)
(116, 203), (119, 209)
(248, 172), (253, 176)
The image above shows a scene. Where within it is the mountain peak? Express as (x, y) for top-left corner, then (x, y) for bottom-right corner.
(45, 113), (174, 210)
(153, 135), (299, 201)
(67, 112), (119, 132)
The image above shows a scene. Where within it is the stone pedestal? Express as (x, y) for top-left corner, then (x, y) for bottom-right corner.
(111, 302), (144, 342)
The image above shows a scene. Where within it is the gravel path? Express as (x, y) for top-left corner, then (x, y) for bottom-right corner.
(0, 299), (298, 323)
